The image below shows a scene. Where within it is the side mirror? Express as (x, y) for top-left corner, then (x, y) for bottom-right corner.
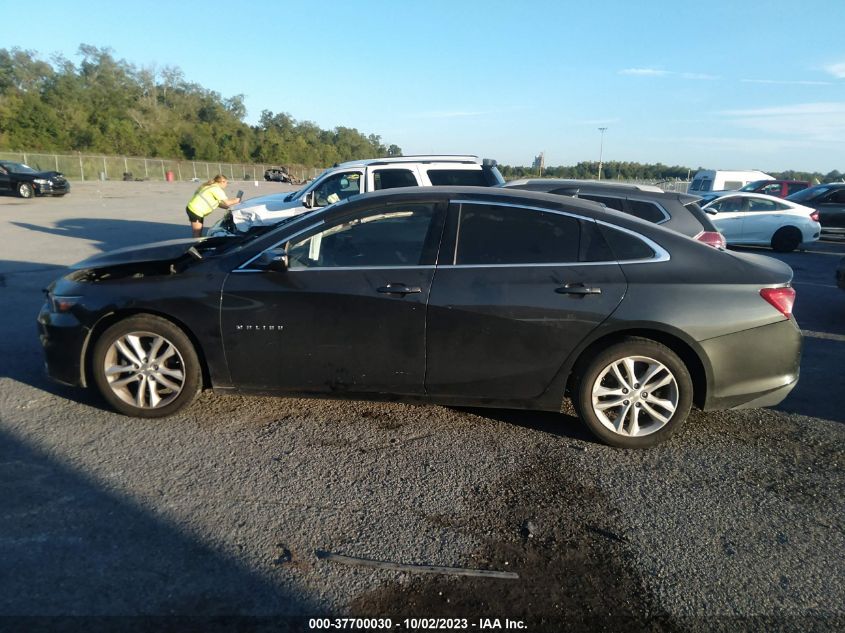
(303, 191), (316, 209)
(256, 248), (288, 272)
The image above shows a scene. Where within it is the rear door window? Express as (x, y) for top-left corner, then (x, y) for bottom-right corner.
(372, 169), (418, 190)
(452, 203), (580, 265)
(579, 194), (624, 211)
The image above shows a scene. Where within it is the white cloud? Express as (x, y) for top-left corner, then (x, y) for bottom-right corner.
(619, 68), (670, 76)
(824, 62), (845, 78)
(741, 78), (831, 86)
(619, 68), (718, 80)
(716, 102), (845, 141)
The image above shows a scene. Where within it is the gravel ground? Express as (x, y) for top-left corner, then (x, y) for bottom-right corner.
(0, 182), (843, 632)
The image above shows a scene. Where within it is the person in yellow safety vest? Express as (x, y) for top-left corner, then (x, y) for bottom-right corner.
(186, 175), (242, 238)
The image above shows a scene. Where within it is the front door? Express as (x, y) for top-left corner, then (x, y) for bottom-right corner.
(220, 200), (445, 395)
(708, 195), (746, 242)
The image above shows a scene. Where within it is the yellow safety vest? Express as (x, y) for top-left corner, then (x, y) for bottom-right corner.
(187, 184), (226, 217)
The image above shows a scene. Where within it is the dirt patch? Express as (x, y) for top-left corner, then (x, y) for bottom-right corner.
(350, 450), (677, 632)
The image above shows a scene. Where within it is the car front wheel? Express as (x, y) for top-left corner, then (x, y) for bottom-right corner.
(18, 182), (34, 198)
(92, 315), (201, 417)
(574, 338), (692, 448)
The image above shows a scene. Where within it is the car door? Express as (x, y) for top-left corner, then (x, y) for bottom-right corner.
(425, 199), (627, 400)
(220, 200), (446, 394)
(742, 197), (783, 243)
(0, 164), (11, 192)
(707, 196), (746, 242)
(816, 189), (845, 233)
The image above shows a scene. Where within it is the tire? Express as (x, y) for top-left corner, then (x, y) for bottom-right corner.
(573, 338), (693, 448)
(91, 315), (201, 418)
(771, 227), (802, 253)
(17, 182), (34, 198)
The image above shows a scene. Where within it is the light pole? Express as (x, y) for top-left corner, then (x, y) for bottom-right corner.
(597, 127), (608, 179)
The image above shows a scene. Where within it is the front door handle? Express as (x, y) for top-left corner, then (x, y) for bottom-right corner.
(556, 282), (602, 295)
(377, 283), (422, 296)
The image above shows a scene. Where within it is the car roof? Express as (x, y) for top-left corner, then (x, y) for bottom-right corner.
(504, 178), (701, 204)
(333, 155), (482, 168)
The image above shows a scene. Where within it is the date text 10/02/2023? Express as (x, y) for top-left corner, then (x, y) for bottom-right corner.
(307, 618), (527, 630)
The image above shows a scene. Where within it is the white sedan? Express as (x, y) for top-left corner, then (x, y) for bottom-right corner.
(701, 192), (821, 252)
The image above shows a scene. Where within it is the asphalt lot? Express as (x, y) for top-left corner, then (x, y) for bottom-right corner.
(1, 182), (843, 632)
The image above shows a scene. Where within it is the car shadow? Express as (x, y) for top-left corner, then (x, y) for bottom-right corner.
(452, 406), (599, 444)
(0, 426), (317, 623)
(12, 218), (189, 253)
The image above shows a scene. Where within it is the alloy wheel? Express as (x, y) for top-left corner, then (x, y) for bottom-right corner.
(591, 355), (679, 437)
(102, 331), (186, 409)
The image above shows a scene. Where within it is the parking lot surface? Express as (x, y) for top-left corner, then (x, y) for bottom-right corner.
(1, 182), (843, 631)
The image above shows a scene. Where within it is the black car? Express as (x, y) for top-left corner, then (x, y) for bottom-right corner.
(503, 179), (725, 248)
(837, 256), (845, 291)
(786, 183), (845, 238)
(0, 160), (70, 198)
(38, 186), (801, 448)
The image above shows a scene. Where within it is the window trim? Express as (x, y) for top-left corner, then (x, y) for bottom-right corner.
(441, 199), (669, 267)
(236, 202), (444, 272)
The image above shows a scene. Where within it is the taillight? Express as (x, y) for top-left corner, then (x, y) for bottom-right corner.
(694, 231), (727, 249)
(810, 211), (819, 222)
(760, 287), (795, 319)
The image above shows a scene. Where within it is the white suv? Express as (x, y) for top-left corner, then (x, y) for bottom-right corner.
(216, 155), (503, 234)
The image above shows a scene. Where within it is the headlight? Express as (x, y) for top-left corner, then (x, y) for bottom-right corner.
(49, 295), (81, 313)
(33, 178), (50, 185)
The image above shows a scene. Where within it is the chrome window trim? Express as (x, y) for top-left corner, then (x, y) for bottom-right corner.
(450, 199), (669, 266)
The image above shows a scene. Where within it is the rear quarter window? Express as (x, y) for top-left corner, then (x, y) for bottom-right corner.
(627, 200), (668, 224)
(427, 169), (487, 186)
(598, 225), (655, 261)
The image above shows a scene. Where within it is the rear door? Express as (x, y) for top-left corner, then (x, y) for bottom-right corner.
(425, 199), (627, 400)
(742, 197), (784, 243)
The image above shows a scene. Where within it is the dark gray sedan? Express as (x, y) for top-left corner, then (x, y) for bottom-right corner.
(38, 186), (801, 448)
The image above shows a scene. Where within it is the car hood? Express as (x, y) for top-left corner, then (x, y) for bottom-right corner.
(70, 239), (201, 269)
(18, 170), (64, 180)
(230, 192), (309, 231)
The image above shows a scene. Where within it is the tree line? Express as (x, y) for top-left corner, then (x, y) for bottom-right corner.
(1, 45), (841, 181)
(498, 162), (844, 184)
(0, 45), (401, 167)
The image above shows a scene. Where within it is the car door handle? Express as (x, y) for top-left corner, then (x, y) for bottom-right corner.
(377, 284), (422, 296)
(556, 283), (601, 295)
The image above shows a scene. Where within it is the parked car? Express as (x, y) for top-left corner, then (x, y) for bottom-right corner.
(0, 160), (70, 198)
(739, 179), (811, 198)
(264, 167), (292, 183)
(785, 183), (845, 238)
(688, 170), (773, 194)
(38, 186), (801, 448)
(503, 178), (726, 247)
(701, 192), (821, 252)
(213, 155), (504, 235)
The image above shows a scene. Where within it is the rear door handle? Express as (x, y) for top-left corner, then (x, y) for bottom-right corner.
(377, 283), (422, 296)
(556, 283), (601, 295)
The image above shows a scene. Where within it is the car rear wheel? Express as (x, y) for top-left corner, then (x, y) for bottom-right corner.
(574, 338), (692, 448)
(92, 315), (201, 418)
(17, 182), (34, 198)
(771, 227), (802, 252)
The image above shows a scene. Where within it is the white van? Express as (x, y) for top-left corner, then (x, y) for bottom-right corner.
(689, 170), (773, 193)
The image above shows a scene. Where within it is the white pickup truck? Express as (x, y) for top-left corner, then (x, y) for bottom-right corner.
(214, 155), (503, 234)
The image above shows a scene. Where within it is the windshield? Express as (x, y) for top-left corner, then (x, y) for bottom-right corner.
(787, 186), (828, 202)
(1, 162), (37, 174)
(740, 180), (768, 191)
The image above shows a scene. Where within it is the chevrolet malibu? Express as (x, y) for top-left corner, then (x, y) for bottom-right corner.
(38, 187), (802, 448)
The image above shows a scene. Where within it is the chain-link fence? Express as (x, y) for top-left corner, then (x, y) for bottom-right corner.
(0, 150), (322, 183)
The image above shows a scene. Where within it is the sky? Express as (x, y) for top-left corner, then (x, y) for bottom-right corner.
(3, 0), (845, 172)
